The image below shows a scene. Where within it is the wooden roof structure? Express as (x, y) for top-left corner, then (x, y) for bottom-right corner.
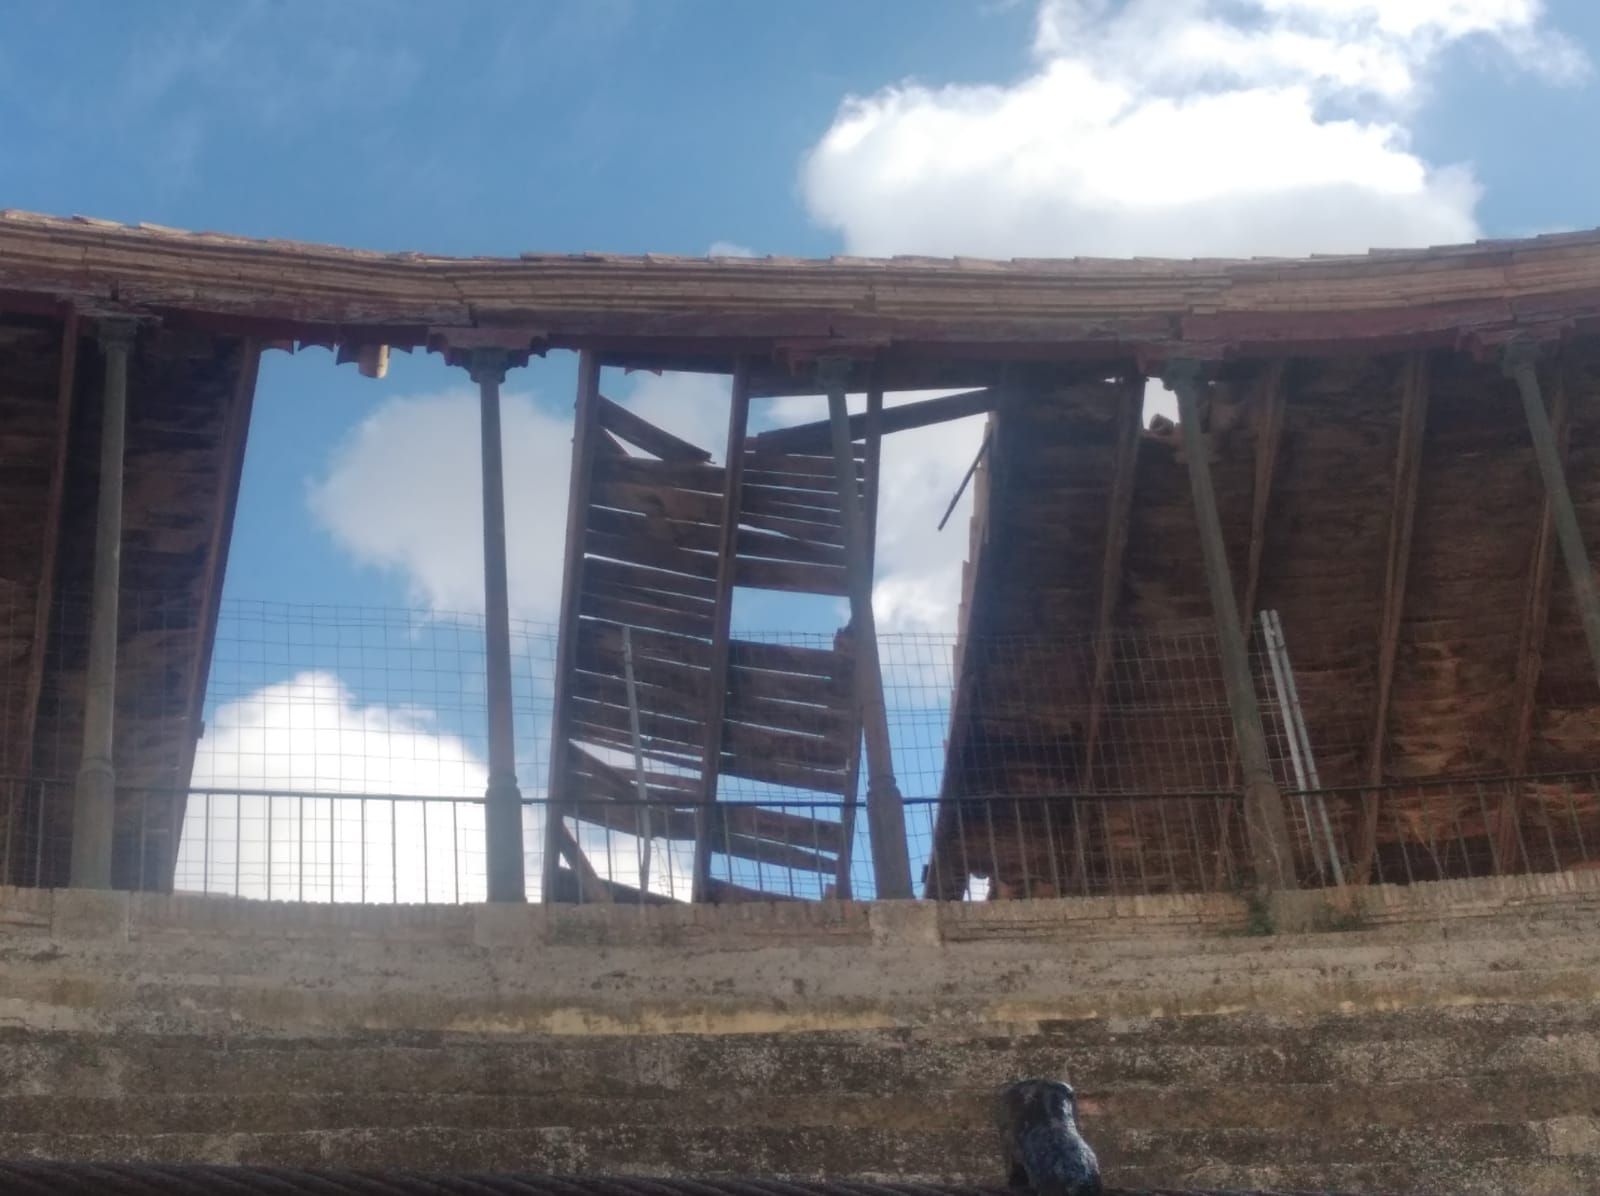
(7, 209), (1600, 898)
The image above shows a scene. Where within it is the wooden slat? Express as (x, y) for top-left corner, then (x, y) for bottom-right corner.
(583, 556), (718, 602)
(573, 666), (711, 723)
(741, 468), (866, 497)
(597, 395), (713, 462)
(565, 784), (846, 857)
(733, 555), (848, 596)
(1240, 360), (1287, 624)
(593, 455), (724, 493)
(579, 591), (715, 640)
(590, 478), (723, 525)
(585, 577), (715, 620)
(1497, 369), (1569, 870)
(571, 695), (705, 752)
(1355, 351), (1429, 885)
(739, 485), (844, 527)
(721, 747), (847, 795)
(725, 691), (852, 739)
(580, 620), (712, 668)
(728, 663), (842, 708)
(588, 505), (722, 553)
(586, 529), (719, 581)
(739, 508), (845, 548)
(1080, 377), (1143, 788)
(735, 526), (847, 567)
(723, 719), (847, 770)
(730, 639), (847, 678)
(752, 387), (996, 452)
(571, 719), (705, 771)
(568, 742), (700, 801)
(744, 450), (863, 479)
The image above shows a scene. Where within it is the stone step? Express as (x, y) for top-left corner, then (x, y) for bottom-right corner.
(0, 1074), (1595, 1139)
(0, 1117), (1588, 1176)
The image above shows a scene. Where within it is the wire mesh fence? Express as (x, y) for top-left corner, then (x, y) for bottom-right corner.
(3, 596), (1600, 903)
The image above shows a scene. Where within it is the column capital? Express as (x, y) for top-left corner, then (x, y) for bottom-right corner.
(1159, 357), (1208, 393)
(466, 346), (511, 386)
(1501, 339), (1544, 380)
(96, 317), (139, 352)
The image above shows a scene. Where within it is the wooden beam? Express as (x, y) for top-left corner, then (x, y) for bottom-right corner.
(166, 337), (261, 888)
(1079, 376), (1144, 789)
(693, 360), (752, 902)
(827, 367), (912, 899)
(1496, 368), (1569, 872)
(542, 350), (605, 903)
(751, 387), (994, 453)
(597, 395), (712, 462)
(1239, 360), (1287, 625)
(1354, 351), (1429, 885)
(1168, 361), (1296, 893)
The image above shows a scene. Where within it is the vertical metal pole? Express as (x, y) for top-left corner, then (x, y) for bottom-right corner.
(470, 348), (526, 902)
(621, 626), (653, 897)
(822, 359), (913, 899)
(1166, 361), (1297, 892)
(1507, 344), (1600, 687)
(70, 318), (136, 890)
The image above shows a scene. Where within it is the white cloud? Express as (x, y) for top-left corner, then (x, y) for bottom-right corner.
(802, 0), (1584, 260)
(708, 240), (757, 257)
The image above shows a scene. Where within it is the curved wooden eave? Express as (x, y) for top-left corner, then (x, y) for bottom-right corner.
(3, 210), (1600, 356)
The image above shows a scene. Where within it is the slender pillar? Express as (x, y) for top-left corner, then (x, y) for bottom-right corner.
(821, 359), (913, 899)
(1507, 343), (1600, 688)
(470, 348), (526, 902)
(1166, 361), (1297, 892)
(70, 318), (137, 889)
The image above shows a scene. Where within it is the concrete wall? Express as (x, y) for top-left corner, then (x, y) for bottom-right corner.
(4, 874), (1600, 1194)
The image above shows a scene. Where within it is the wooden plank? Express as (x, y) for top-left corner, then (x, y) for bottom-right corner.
(739, 485), (844, 527)
(1354, 351), (1429, 885)
(739, 508), (845, 548)
(571, 695), (705, 752)
(720, 750), (847, 795)
(744, 450), (863, 479)
(543, 349), (605, 903)
(723, 719), (846, 770)
(695, 362), (751, 900)
(733, 555), (848, 596)
(585, 577), (715, 621)
(579, 588), (714, 641)
(596, 394), (712, 462)
(741, 468), (865, 497)
(593, 455), (724, 493)
(1079, 376), (1143, 788)
(752, 387), (996, 452)
(565, 782), (845, 857)
(730, 638), (847, 678)
(587, 505), (722, 554)
(580, 619), (712, 668)
(13, 307), (78, 794)
(1496, 368), (1569, 871)
(586, 529), (719, 581)
(583, 556), (718, 603)
(568, 743), (700, 803)
(553, 820), (612, 904)
(571, 718), (706, 770)
(725, 691), (852, 739)
(729, 663), (842, 708)
(736, 526), (847, 567)
(574, 668), (708, 723)
(590, 478), (724, 525)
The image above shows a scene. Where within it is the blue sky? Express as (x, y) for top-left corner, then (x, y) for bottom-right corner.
(6, 0), (1600, 894)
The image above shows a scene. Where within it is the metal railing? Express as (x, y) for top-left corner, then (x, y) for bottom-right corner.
(7, 771), (1598, 903)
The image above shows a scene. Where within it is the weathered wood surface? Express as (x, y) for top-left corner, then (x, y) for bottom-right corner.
(7, 210), (1600, 358)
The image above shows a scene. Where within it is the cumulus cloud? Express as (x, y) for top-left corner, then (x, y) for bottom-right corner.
(803, 0), (1583, 260)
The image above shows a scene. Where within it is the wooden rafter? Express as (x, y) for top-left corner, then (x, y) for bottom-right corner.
(543, 350), (607, 902)
(598, 395), (712, 462)
(166, 337), (261, 887)
(752, 387), (994, 453)
(692, 359), (752, 901)
(14, 307), (78, 792)
(1354, 351), (1429, 884)
(1080, 376), (1144, 787)
(1495, 366), (1569, 870)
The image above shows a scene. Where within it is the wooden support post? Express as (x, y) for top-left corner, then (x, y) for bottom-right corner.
(1080, 376), (1144, 787)
(70, 318), (137, 890)
(1498, 368), (1569, 871)
(822, 360), (913, 899)
(543, 350), (605, 903)
(1240, 361), (1287, 625)
(1353, 351), (1429, 884)
(833, 384), (883, 899)
(694, 359), (752, 902)
(470, 348), (527, 903)
(1508, 343), (1600, 686)
(1166, 361), (1297, 892)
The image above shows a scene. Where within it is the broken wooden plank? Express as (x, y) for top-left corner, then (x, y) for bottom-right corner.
(752, 387), (995, 452)
(593, 454), (724, 493)
(733, 555), (848, 596)
(597, 394), (713, 462)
